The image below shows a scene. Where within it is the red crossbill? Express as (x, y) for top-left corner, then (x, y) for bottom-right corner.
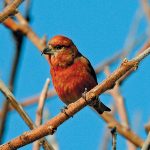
(42, 35), (110, 114)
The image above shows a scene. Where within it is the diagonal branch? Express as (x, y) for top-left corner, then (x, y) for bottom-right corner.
(141, 0), (150, 23)
(95, 33), (146, 74)
(3, 17), (48, 60)
(0, 0), (24, 23)
(1, 46), (150, 149)
(0, 36), (149, 116)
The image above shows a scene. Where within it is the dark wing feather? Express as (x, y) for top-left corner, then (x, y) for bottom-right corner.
(77, 52), (98, 84)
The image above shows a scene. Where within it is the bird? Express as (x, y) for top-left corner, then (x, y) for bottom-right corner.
(42, 35), (111, 114)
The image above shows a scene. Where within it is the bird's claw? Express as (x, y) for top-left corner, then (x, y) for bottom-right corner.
(82, 88), (89, 104)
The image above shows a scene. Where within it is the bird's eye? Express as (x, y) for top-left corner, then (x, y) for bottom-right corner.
(55, 45), (64, 50)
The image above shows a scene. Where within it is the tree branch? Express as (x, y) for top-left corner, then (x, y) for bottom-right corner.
(1, 46), (150, 149)
(0, 0), (24, 23)
(3, 17), (48, 60)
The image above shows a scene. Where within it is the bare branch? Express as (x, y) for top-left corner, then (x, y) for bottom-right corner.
(1, 46), (149, 149)
(141, 0), (150, 23)
(117, 42), (150, 85)
(0, 43), (149, 117)
(132, 47), (150, 62)
(95, 33), (146, 74)
(0, 0), (24, 23)
(3, 17), (48, 60)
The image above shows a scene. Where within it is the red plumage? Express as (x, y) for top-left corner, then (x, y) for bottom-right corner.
(42, 35), (110, 114)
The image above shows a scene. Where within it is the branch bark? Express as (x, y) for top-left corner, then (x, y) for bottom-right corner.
(3, 17), (48, 60)
(0, 0), (23, 23)
(141, 0), (150, 23)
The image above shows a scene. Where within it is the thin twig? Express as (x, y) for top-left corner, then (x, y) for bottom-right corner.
(3, 17), (48, 60)
(117, 40), (150, 85)
(0, 0), (24, 23)
(141, 0), (150, 23)
(95, 33), (146, 74)
(132, 47), (150, 62)
(33, 78), (50, 150)
(1, 46), (150, 149)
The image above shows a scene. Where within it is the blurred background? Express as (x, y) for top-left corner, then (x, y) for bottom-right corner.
(0, 0), (150, 149)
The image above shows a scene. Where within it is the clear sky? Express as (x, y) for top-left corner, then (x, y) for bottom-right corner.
(0, 0), (150, 150)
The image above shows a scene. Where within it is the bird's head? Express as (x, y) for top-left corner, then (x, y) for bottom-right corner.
(42, 35), (78, 67)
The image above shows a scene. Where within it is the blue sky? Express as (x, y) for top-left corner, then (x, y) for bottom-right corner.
(0, 0), (150, 149)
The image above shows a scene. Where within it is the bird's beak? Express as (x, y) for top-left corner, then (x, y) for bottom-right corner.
(41, 47), (55, 55)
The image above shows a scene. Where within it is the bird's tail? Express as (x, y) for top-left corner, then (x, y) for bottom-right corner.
(89, 98), (111, 114)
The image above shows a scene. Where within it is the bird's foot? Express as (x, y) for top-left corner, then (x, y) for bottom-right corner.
(61, 106), (70, 118)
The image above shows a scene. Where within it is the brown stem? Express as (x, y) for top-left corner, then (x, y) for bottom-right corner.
(3, 17), (48, 60)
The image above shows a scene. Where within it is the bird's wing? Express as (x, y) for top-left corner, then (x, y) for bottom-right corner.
(76, 52), (98, 84)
